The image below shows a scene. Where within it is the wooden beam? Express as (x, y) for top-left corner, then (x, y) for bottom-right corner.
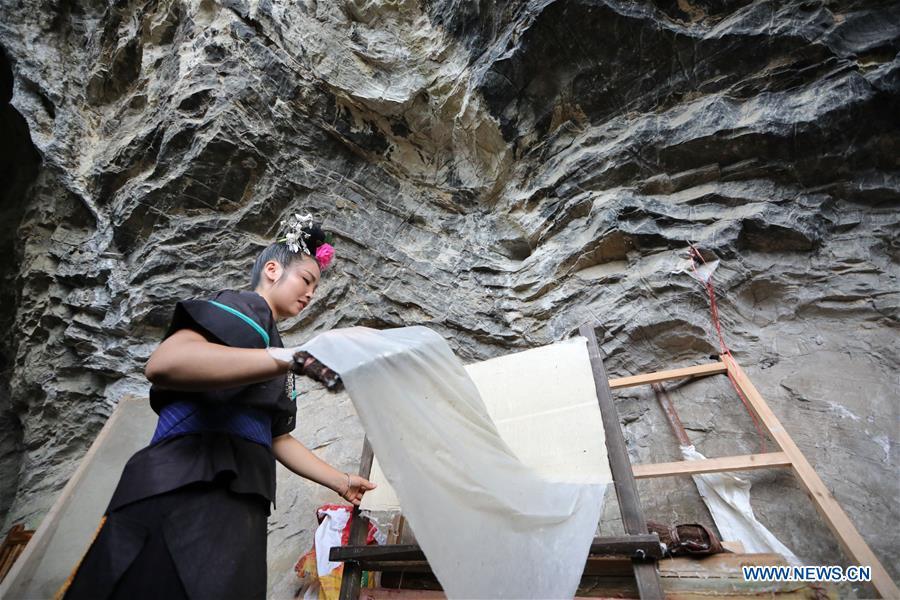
(723, 355), (899, 599)
(608, 362), (727, 390)
(331, 535), (664, 566)
(632, 452), (792, 479)
(339, 437), (375, 600)
(332, 545), (426, 563)
(588, 535), (662, 559)
(652, 383), (692, 446)
(580, 326), (664, 600)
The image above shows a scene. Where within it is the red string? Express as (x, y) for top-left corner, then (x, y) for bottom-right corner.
(688, 245), (768, 453)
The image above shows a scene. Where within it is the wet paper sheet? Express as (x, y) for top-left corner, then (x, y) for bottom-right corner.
(300, 327), (610, 599)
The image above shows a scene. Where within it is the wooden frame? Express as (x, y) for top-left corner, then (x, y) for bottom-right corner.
(0, 398), (141, 599)
(625, 354), (899, 599)
(334, 345), (898, 599)
(336, 329), (666, 599)
(0, 525), (33, 584)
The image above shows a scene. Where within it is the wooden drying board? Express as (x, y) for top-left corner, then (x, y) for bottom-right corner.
(621, 355), (898, 599)
(336, 352), (898, 599)
(366, 552), (838, 598)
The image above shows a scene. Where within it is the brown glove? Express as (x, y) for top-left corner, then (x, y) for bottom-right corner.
(291, 351), (343, 391)
(646, 520), (725, 557)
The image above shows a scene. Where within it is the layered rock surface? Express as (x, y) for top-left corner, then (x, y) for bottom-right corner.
(0, 0), (897, 595)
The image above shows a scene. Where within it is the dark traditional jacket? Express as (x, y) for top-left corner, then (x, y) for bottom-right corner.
(62, 290), (296, 600)
(108, 289), (297, 513)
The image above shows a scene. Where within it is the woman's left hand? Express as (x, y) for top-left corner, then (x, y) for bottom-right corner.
(338, 473), (377, 507)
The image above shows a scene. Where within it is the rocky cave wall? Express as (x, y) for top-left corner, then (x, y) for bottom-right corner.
(0, 0), (897, 595)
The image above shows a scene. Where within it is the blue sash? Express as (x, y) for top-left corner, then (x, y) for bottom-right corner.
(151, 400), (273, 448)
(150, 300), (275, 448)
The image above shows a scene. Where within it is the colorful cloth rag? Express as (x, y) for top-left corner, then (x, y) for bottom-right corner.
(295, 505), (382, 600)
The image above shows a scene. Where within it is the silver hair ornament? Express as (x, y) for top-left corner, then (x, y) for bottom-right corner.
(279, 212), (315, 254)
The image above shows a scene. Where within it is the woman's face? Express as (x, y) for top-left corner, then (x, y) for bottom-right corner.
(264, 255), (321, 319)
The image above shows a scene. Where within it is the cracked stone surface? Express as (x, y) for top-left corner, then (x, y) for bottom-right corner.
(0, 0), (898, 595)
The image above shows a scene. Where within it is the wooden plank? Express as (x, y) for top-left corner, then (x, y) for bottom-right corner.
(609, 362), (726, 390)
(370, 579), (835, 599)
(579, 325), (664, 600)
(0, 551), (10, 577)
(331, 535), (664, 565)
(365, 556), (639, 579)
(363, 589), (445, 599)
(723, 355), (899, 599)
(371, 554), (817, 598)
(632, 452), (792, 479)
(377, 560), (638, 585)
(658, 552), (789, 577)
(0, 398), (133, 599)
(8, 531), (32, 544)
(579, 553), (797, 593)
(365, 582), (829, 600)
(339, 437), (375, 600)
(0, 525), (23, 583)
(658, 580), (838, 598)
(0, 550), (16, 583)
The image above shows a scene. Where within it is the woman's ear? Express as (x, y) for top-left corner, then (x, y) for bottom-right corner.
(264, 259), (284, 285)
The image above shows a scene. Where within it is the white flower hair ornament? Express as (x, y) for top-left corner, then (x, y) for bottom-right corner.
(278, 212), (335, 271)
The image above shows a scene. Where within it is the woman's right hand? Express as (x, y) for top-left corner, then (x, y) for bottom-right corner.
(265, 348), (343, 391)
(291, 351), (343, 391)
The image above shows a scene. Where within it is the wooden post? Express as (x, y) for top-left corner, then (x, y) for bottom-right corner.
(579, 325), (664, 600)
(723, 354), (899, 599)
(339, 437), (375, 600)
(651, 383), (692, 447)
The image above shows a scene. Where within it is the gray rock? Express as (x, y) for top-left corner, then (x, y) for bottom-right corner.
(0, 0), (897, 595)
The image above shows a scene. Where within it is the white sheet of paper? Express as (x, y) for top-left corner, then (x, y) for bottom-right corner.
(682, 445), (801, 563)
(361, 336), (612, 510)
(300, 327), (609, 599)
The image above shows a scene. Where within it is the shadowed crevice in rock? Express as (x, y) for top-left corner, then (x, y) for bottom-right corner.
(0, 44), (42, 527)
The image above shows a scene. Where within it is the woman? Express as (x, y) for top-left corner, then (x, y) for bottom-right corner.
(61, 216), (375, 600)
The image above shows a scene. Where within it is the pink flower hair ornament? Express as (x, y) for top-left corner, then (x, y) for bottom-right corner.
(315, 243), (335, 271)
